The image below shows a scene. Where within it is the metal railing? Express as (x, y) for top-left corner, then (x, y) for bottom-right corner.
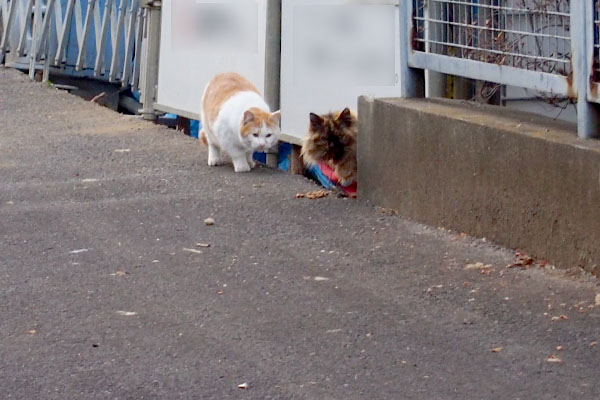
(402, 0), (599, 138)
(593, 0), (600, 90)
(0, 0), (145, 89)
(595, 2), (600, 77)
(2, 1), (598, 137)
(413, 0), (571, 75)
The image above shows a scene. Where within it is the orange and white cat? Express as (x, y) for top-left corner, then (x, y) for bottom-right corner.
(199, 72), (281, 172)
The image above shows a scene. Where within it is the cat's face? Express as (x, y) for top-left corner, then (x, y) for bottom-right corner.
(305, 108), (356, 163)
(240, 108), (281, 152)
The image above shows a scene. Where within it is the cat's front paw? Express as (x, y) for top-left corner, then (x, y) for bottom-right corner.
(248, 159), (256, 168)
(208, 157), (223, 167)
(234, 164), (252, 173)
(233, 156), (252, 172)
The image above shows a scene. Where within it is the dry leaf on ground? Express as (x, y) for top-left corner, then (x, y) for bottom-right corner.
(551, 315), (568, 322)
(464, 262), (491, 270)
(70, 248), (89, 254)
(426, 285), (444, 293)
(183, 248), (203, 254)
(508, 253), (535, 269)
(546, 355), (562, 363)
(296, 190), (330, 200)
(491, 347), (503, 353)
(464, 263), (492, 274)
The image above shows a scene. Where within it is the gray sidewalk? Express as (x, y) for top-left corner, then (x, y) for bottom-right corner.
(1, 67), (599, 399)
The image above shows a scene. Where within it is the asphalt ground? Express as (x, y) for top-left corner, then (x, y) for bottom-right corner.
(1, 68), (599, 399)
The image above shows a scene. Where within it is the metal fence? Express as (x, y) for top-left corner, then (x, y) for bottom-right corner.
(2, 1), (599, 138)
(0, 0), (145, 88)
(413, 0), (571, 75)
(593, 1), (600, 89)
(403, 0), (599, 138)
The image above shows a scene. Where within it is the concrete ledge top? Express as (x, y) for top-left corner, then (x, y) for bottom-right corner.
(371, 97), (600, 152)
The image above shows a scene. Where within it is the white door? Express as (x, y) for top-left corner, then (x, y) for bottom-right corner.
(155, 0), (279, 120)
(280, 0), (400, 144)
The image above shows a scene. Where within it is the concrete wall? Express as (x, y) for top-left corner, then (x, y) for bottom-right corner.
(358, 97), (600, 274)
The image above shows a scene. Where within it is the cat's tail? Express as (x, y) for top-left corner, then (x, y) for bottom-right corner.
(199, 129), (208, 146)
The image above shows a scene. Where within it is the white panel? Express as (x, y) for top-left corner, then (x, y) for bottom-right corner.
(281, 0), (401, 143)
(156, 0), (268, 119)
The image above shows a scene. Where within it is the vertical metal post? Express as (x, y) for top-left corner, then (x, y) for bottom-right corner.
(108, 0), (126, 82)
(451, 2), (474, 101)
(139, 0), (161, 120)
(17, 0), (34, 57)
(571, 0), (600, 138)
(264, 0), (281, 168)
(424, 0), (446, 98)
(264, 0), (281, 113)
(131, 6), (144, 89)
(36, 0), (56, 60)
(94, 0), (113, 76)
(29, 0), (43, 80)
(399, 0), (425, 98)
(42, 31), (51, 83)
(1, 0), (18, 64)
(75, 0), (97, 71)
(55, 0), (76, 65)
(121, 0), (139, 87)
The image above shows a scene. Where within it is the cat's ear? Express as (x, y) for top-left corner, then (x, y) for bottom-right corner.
(337, 108), (354, 127)
(270, 110), (281, 126)
(309, 113), (324, 131)
(243, 110), (256, 125)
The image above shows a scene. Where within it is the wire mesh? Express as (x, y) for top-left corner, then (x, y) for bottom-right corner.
(594, 0), (600, 83)
(413, 0), (571, 77)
